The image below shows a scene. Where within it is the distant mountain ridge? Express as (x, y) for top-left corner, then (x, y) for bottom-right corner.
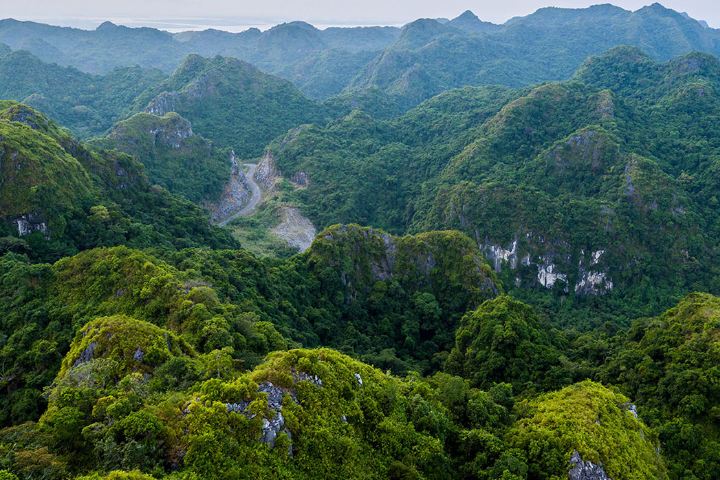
(0, 3), (717, 104)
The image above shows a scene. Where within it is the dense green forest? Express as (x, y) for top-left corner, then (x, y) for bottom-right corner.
(91, 112), (231, 203)
(0, 3), (719, 479)
(272, 47), (720, 327)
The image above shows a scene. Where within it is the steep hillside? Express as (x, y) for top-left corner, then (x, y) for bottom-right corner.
(349, 3), (720, 108)
(92, 112), (230, 203)
(1, 4), (718, 106)
(272, 86), (514, 231)
(0, 246), (283, 426)
(0, 19), (184, 73)
(271, 50), (720, 325)
(0, 49), (164, 138)
(176, 224), (501, 372)
(0, 102), (236, 260)
(603, 292), (720, 479)
(134, 55), (329, 158)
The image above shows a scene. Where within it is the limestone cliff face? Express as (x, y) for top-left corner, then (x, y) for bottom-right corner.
(569, 450), (612, 480)
(253, 151), (279, 191)
(97, 111), (229, 203)
(210, 151), (252, 223)
(145, 91), (180, 116)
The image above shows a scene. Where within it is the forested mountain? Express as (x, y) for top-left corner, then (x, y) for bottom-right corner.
(1, 3), (718, 104)
(0, 3), (719, 479)
(0, 102), (235, 261)
(130, 55), (330, 158)
(271, 47), (720, 325)
(0, 48), (164, 138)
(350, 3), (720, 108)
(91, 112), (231, 203)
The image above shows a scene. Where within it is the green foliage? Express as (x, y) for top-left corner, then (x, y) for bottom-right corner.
(284, 225), (500, 373)
(75, 472), (156, 480)
(130, 55), (329, 158)
(445, 296), (568, 393)
(274, 50), (720, 329)
(349, 4), (720, 108)
(603, 293), (720, 479)
(272, 86), (513, 232)
(0, 50), (164, 138)
(509, 380), (667, 480)
(0, 246), (288, 428)
(0, 102), (236, 261)
(93, 112), (230, 203)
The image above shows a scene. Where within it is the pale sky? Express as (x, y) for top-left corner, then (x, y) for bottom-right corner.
(2, 1), (718, 31)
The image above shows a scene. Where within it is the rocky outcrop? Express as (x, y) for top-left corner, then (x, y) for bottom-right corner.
(291, 171), (310, 187)
(481, 234), (613, 296)
(211, 151), (252, 224)
(537, 259), (569, 290)
(72, 341), (97, 367)
(568, 450), (612, 480)
(271, 206), (316, 252)
(14, 214), (49, 239)
(147, 114), (193, 149)
(145, 91), (180, 116)
(254, 151), (279, 190)
(313, 225), (500, 305)
(225, 371), (324, 454)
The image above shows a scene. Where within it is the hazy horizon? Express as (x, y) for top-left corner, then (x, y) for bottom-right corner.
(2, 1), (718, 32)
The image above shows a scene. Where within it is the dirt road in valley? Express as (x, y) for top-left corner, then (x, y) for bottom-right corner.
(217, 163), (261, 226)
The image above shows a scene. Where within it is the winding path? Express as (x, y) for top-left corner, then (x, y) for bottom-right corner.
(218, 163), (262, 226)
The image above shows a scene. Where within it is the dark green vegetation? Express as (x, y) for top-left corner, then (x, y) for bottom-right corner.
(273, 48), (720, 328)
(0, 48), (164, 138)
(131, 55), (329, 158)
(0, 4), (719, 479)
(1, 3), (719, 107)
(92, 112), (230, 203)
(0, 102), (235, 261)
(0, 211), (715, 478)
(349, 3), (720, 108)
(603, 293), (720, 478)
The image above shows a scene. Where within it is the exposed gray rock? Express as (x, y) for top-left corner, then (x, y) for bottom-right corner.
(354, 373), (363, 386)
(146, 91), (180, 116)
(622, 402), (639, 418)
(291, 171), (309, 187)
(73, 341), (97, 367)
(482, 239), (519, 272)
(211, 151), (252, 224)
(147, 114), (193, 149)
(14, 214), (48, 239)
(569, 450), (611, 480)
(227, 381), (294, 450)
(258, 381), (285, 411)
(272, 207), (317, 253)
(292, 370), (323, 387)
(133, 348), (144, 362)
(225, 401), (250, 414)
(254, 151), (279, 190)
(261, 411), (285, 447)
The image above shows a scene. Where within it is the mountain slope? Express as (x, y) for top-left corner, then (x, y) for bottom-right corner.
(0, 49), (165, 138)
(271, 50), (720, 325)
(134, 55), (329, 158)
(92, 112), (230, 203)
(0, 102), (236, 260)
(348, 3), (720, 108)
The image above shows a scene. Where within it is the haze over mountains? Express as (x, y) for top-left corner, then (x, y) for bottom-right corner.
(0, 3), (718, 103)
(0, 3), (719, 480)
